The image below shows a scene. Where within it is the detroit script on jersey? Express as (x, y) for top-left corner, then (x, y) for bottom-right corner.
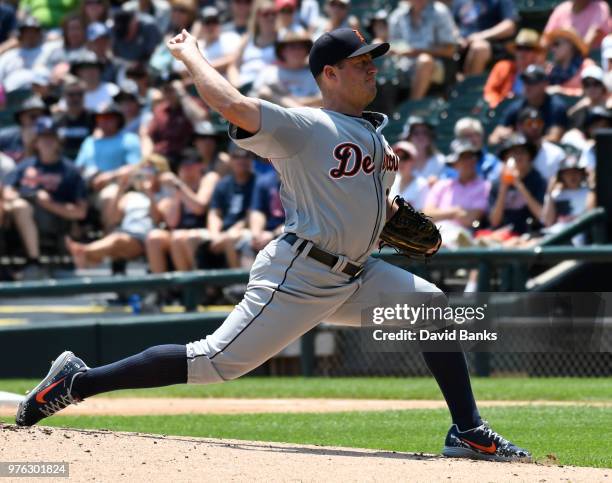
(229, 100), (399, 263)
(330, 142), (399, 179)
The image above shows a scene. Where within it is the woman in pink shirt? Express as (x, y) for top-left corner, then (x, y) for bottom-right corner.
(423, 138), (490, 247)
(544, 0), (610, 49)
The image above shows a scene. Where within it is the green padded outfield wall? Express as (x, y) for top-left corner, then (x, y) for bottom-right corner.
(0, 313), (227, 378)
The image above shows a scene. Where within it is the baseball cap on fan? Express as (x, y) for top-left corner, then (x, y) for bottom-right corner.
(308, 28), (389, 78)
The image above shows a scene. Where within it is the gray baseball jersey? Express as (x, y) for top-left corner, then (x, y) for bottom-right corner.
(228, 100), (400, 264)
(186, 100), (440, 384)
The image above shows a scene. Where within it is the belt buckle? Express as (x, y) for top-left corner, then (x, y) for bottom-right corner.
(352, 264), (365, 279)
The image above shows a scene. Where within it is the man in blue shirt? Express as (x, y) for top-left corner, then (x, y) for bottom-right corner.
(75, 103), (141, 231)
(249, 169), (285, 252)
(198, 146), (256, 269)
(3, 118), (87, 277)
(489, 65), (569, 146)
(452, 0), (518, 75)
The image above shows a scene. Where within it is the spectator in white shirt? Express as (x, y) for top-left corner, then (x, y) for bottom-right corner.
(388, 141), (429, 210)
(68, 49), (118, 111)
(252, 28), (321, 107)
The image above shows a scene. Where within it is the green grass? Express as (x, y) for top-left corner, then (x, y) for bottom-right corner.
(2, 407), (610, 468)
(2, 377), (611, 401)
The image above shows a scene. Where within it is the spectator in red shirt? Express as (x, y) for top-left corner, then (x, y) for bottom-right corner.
(141, 72), (208, 169)
(484, 29), (545, 108)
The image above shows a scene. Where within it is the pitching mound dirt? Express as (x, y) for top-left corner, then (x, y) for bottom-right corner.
(1, 424), (608, 482)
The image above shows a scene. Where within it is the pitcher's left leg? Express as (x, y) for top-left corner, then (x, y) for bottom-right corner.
(328, 257), (531, 462)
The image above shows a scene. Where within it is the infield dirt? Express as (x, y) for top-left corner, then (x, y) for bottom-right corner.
(1, 423), (609, 482)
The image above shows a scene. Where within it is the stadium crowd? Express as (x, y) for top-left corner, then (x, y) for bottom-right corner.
(0, 0), (611, 296)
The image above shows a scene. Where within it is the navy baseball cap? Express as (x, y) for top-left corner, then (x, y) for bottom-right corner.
(308, 28), (389, 78)
(35, 117), (58, 136)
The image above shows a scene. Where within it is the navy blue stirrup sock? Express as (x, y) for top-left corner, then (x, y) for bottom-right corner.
(421, 350), (482, 432)
(72, 344), (187, 400)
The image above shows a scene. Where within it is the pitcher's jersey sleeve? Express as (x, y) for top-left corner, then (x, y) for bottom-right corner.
(228, 100), (317, 159)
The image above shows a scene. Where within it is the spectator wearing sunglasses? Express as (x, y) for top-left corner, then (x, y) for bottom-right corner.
(566, 65), (610, 133)
(54, 76), (96, 161)
(544, 27), (595, 97)
(484, 29), (545, 108)
(227, 0), (278, 89)
(275, 0), (303, 33)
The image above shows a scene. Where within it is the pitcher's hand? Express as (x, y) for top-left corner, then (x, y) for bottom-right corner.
(167, 29), (199, 62)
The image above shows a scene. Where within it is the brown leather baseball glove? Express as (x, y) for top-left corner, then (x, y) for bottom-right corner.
(379, 196), (442, 260)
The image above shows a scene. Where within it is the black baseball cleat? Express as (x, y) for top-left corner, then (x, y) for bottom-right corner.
(442, 422), (532, 462)
(15, 351), (89, 427)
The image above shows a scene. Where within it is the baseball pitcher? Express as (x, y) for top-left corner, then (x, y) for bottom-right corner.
(16, 28), (530, 462)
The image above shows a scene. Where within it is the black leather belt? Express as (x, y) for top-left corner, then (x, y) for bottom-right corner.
(282, 233), (364, 278)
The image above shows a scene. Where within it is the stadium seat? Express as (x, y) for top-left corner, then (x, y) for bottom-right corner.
(384, 96), (448, 144)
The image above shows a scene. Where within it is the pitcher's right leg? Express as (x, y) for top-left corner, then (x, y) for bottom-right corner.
(16, 239), (356, 426)
(186, 238), (357, 383)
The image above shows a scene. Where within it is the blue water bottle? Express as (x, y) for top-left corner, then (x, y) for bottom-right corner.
(128, 294), (142, 314)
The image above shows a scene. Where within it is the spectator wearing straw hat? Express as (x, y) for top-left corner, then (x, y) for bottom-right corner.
(252, 28), (321, 107)
(484, 28), (545, 108)
(544, 27), (595, 97)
